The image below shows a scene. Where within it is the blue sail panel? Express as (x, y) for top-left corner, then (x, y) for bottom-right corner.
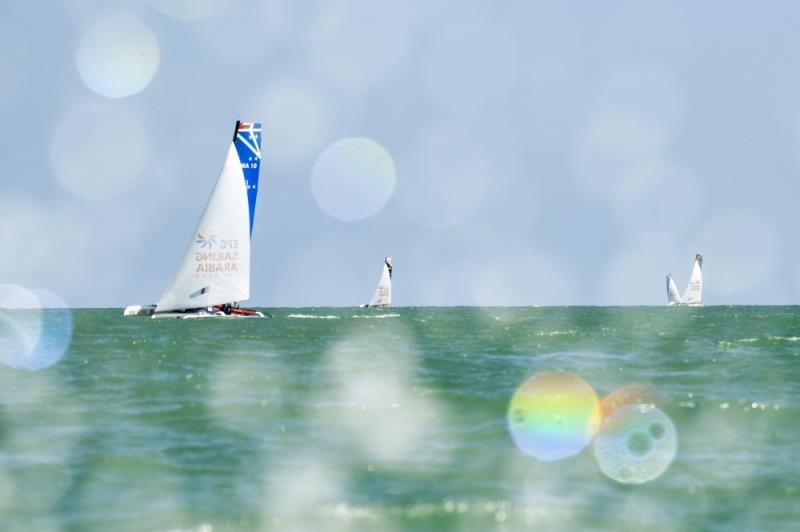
(233, 121), (262, 236)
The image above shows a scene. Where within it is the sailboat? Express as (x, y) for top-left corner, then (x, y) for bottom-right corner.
(362, 257), (393, 308)
(124, 120), (265, 319)
(666, 254), (703, 307)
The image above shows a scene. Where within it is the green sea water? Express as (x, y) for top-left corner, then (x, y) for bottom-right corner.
(1, 306), (799, 531)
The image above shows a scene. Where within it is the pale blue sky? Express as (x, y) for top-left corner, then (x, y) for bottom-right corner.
(2, 0), (799, 307)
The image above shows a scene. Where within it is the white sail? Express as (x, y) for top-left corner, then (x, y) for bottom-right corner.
(666, 274), (682, 306)
(155, 144), (250, 312)
(153, 121), (262, 314)
(681, 254), (702, 305)
(366, 257), (392, 307)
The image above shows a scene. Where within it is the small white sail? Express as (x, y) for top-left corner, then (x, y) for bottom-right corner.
(681, 254), (702, 305)
(666, 274), (682, 306)
(366, 257), (393, 307)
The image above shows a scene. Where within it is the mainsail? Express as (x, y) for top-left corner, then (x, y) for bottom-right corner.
(681, 254), (703, 305)
(666, 274), (682, 306)
(366, 257), (393, 307)
(155, 121), (262, 313)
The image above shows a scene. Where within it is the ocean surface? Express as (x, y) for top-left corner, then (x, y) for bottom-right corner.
(0, 306), (798, 531)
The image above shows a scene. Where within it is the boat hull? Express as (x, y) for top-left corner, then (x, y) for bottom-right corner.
(123, 304), (156, 316)
(152, 309), (265, 319)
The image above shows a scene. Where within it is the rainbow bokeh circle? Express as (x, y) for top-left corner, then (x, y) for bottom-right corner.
(507, 371), (601, 461)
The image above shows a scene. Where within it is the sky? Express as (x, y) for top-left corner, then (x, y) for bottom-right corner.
(1, 0), (799, 307)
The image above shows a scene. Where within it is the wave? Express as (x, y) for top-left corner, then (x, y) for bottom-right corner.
(287, 314), (340, 319)
(535, 330), (577, 337)
(352, 313), (400, 319)
(718, 336), (799, 348)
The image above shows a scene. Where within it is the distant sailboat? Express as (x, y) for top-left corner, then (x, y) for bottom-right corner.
(124, 120), (265, 319)
(363, 257), (393, 308)
(666, 274), (682, 306)
(666, 254), (703, 307)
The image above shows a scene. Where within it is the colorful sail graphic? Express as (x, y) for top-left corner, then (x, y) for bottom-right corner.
(234, 121), (262, 236)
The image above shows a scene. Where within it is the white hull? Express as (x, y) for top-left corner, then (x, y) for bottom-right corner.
(123, 304), (156, 316)
(152, 309), (265, 319)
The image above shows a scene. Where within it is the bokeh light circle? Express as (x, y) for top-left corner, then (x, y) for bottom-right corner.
(311, 138), (396, 221)
(50, 102), (152, 201)
(77, 457), (187, 528)
(262, 452), (346, 519)
(508, 371), (601, 461)
(0, 371), (86, 518)
(593, 404), (677, 484)
(207, 352), (286, 437)
(0, 285), (72, 371)
(76, 13), (160, 99)
(321, 325), (450, 469)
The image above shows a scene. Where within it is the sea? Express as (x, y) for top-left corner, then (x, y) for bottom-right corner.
(0, 306), (798, 531)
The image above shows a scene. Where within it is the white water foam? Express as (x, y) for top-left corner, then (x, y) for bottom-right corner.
(287, 314), (340, 320)
(767, 336), (800, 342)
(352, 313), (400, 319)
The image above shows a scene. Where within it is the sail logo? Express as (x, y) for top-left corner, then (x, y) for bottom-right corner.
(196, 232), (218, 249)
(195, 250), (239, 274)
(195, 231), (239, 274)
